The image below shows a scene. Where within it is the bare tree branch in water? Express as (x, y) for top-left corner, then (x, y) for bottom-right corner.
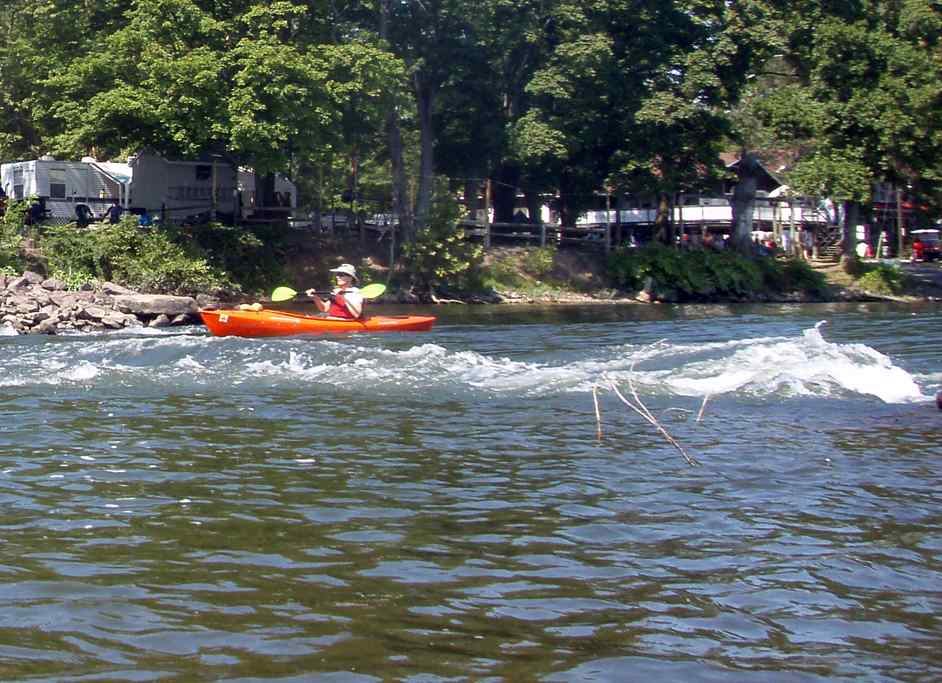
(696, 395), (711, 422)
(595, 347), (701, 466)
(592, 385), (603, 441)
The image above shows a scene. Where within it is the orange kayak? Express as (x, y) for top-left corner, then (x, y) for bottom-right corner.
(200, 308), (436, 337)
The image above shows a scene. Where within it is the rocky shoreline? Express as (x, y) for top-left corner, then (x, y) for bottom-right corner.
(4, 260), (939, 335)
(0, 271), (212, 335)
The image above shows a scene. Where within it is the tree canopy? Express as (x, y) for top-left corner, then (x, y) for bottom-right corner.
(2, 0), (941, 233)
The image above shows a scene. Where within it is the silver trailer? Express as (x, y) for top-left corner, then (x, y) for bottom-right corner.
(0, 157), (121, 223)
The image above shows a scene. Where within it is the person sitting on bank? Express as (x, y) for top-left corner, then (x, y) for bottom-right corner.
(306, 263), (363, 319)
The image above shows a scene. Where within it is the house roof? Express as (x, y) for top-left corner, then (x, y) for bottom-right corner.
(720, 153), (783, 192)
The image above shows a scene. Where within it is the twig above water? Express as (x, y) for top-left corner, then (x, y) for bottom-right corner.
(592, 385), (603, 441)
(696, 394), (711, 423)
(606, 379), (700, 467)
(594, 347), (701, 466)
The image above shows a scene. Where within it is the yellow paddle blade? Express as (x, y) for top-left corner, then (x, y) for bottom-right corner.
(270, 286), (297, 302)
(271, 283), (384, 301)
(359, 282), (386, 299)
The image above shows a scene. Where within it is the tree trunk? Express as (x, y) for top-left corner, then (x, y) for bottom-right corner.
(492, 164), (520, 223)
(731, 152), (758, 253)
(841, 199), (861, 268)
(464, 179), (481, 220)
(386, 110), (414, 243)
(654, 191), (672, 244)
(523, 187), (542, 225)
(413, 75), (436, 233)
(259, 173), (279, 222)
(379, 0), (413, 244)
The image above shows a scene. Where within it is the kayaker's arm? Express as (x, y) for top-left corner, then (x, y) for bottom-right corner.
(340, 291), (363, 318)
(306, 289), (330, 313)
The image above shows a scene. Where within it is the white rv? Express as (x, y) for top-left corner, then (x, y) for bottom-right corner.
(0, 156), (121, 223)
(0, 153), (296, 224)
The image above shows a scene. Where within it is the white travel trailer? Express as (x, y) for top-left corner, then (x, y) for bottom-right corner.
(0, 153), (296, 224)
(0, 156), (121, 224)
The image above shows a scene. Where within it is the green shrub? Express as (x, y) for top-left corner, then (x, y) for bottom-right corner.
(403, 181), (483, 290)
(607, 245), (826, 300)
(0, 200), (29, 272)
(49, 267), (97, 290)
(522, 246), (556, 277)
(40, 218), (236, 295)
(186, 221), (288, 292)
(607, 244), (763, 300)
(776, 258), (828, 296)
(856, 263), (907, 295)
(478, 257), (528, 291)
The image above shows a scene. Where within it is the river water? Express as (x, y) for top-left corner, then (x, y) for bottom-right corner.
(1, 302), (940, 682)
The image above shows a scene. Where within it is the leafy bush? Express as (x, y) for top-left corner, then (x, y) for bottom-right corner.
(40, 218), (236, 295)
(49, 267), (97, 290)
(608, 244), (763, 300)
(522, 246), (557, 277)
(607, 244), (827, 300)
(776, 258), (828, 296)
(0, 200), (29, 272)
(186, 221), (288, 292)
(478, 256), (529, 291)
(855, 263), (908, 295)
(403, 181), (483, 290)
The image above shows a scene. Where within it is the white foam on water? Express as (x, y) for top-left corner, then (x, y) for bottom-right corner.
(0, 321), (931, 404)
(641, 321), (925, 403)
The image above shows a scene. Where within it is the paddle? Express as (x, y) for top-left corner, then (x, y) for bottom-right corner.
(271, 282), (386, 302)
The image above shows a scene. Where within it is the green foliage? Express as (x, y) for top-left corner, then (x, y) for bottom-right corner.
(471, 249), (569, 298)
(186, 222), (286, 292)
(609, 244), (755, 299)
(522, 246), (556, 277)
(49, 267), (97, 291)
(478, 257), (530, 291)
(755, 256), (829, 297)
(607, 244), (826, 300)
(4, 0), (942, 242)
(0, 200), (29, 272)
(779, 258), (828, 296)
(855, 263), (909, 295)
(40, 218), (236, 295)
(403, 182), (483, 290)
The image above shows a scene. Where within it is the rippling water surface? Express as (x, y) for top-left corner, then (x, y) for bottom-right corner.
(1, 302), (940, 682)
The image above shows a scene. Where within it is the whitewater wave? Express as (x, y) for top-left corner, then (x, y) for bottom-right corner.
(0, 321), (931, 404)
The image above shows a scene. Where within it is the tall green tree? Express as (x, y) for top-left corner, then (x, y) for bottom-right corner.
(7, 0), (403, 210)
(752, 0), (942, 257)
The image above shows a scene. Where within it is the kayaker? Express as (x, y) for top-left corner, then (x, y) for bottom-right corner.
(307, 263), (363, 319)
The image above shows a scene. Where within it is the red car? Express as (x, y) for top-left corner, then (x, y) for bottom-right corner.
(911, 230), (940, 262)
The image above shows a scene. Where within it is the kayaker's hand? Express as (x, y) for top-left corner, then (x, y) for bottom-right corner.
(306, 288), (317, 299)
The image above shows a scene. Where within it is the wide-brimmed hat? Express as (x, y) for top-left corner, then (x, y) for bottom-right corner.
(329, 263), (358, 282)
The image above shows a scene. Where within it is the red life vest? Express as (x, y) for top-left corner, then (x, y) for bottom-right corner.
(327, 292), (356, 319)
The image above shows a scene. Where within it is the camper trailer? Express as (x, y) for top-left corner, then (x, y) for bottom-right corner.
(0, 153), (296, 225)
(0, 156), (122, 224)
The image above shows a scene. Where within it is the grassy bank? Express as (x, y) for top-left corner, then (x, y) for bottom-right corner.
(2, 203), (939, 303)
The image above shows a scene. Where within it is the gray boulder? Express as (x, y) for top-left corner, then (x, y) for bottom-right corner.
(7, 271), (44, 289)
(149, 313), (172, 328)
(113, 294), (199, 317)
(100, 281), (135, 296)
(41, 278), (67, 291)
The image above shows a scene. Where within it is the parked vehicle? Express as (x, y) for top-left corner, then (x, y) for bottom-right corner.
(911, 229), (940, 262)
